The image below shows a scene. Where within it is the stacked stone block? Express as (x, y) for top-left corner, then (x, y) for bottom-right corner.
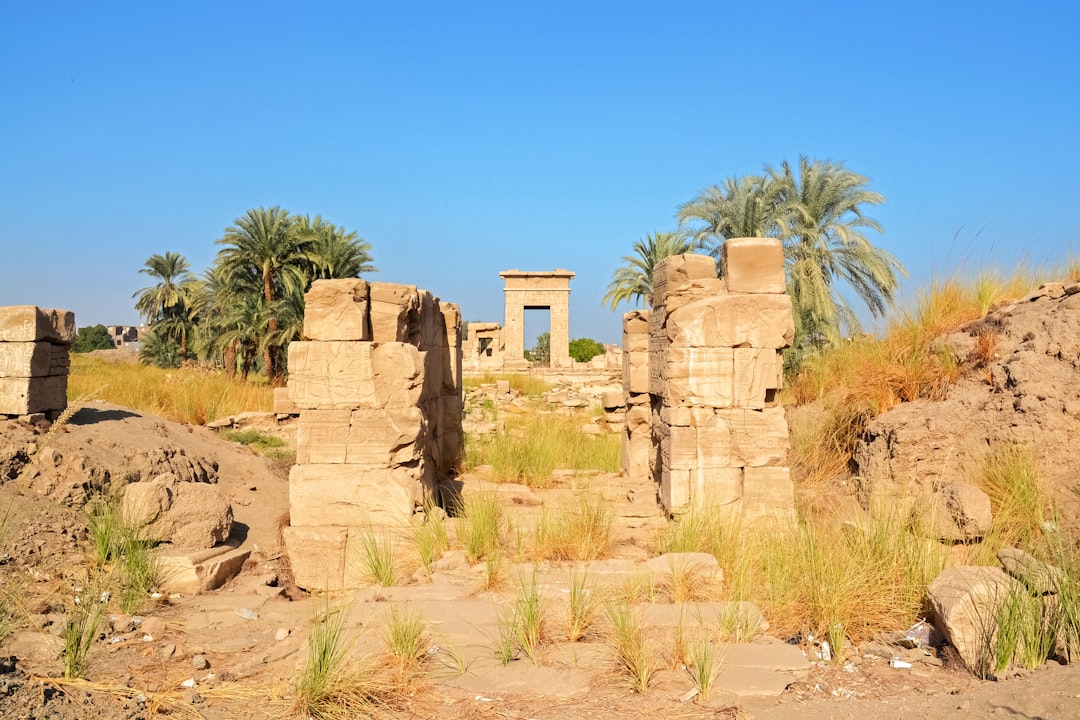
(648, 241), (795, 523)
(283, 279), (463, 590)
(0, 306), (75, 417)
(621, 310), (651, 481)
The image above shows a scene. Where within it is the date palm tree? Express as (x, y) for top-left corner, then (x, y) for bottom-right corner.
(677, 174), (780, 258)
(133, 251), (197, 361)
(215, 206), (314, 384)
(603, 232), (696, 310)
(769, 156), (905, 348)
(296, 214), (376, 279)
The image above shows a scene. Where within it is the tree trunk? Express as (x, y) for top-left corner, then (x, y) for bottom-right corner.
(223, 343), (237, 380)
(264, 270), (280, 384)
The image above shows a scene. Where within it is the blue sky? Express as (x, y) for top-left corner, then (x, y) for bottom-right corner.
(2, 1), (1078, 345)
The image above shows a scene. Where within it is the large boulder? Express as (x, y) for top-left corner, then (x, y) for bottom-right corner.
(927, 565), (1024, 675)
(122, 473), (233, 549)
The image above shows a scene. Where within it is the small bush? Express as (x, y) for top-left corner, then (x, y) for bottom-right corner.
(605, 601), (657, 694)
(383, 606), (429, 670)
(532, 492), (614, 561)
(356, 531), (399, 587)
(294, 600), (379, 719)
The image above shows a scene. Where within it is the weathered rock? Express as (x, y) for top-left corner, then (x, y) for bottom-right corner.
(122, 473), (233, 549)
(998, 547), (1064, 595)
(930, 482), (994, 542)
(0, 306), (76, 344)
(927, 565), (1024, 675)
(156, 542), (251, 595)
(0, 375), (66, 415)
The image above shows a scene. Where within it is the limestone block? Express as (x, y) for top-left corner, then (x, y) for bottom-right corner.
(0, 375), (67, 415)
(663, 347), (735, 407)
(722, 237), (786, 294)
(732, 348), (783, 409)
(421, 347), (446, 401)
(621, 429), (651, 480)
(273, 387), (299, 415)
(663, 278), (727, 313)
(625, 403), (650, 432)
(283, 525), (349, 591)
(296, 407), (425, 466)
(652, 254), (717, 307)
(303, 279), (371, 341)
(369, 282), (419, 342)
(122, 473), (233, 550)
(720, 407), (789, 467)
(659, 464), (691, 515)
(667, 294), (795, 350)
(157, 542), (251, 595)
(667, 425), (732, 470)
(602, 391), (624, 409)
(416, 291), (445, 350)
(624, 351), (649, 395)
(622, 310), (650, 337)
(440, 302), (463, 392)
(0, 342), (69, 378)
(928, 565), (1025, 674)
(289, 464), (418, 527)
(0, 306), (76, 344)
(288, 341), (376, 409)
(288, 341), (423, 409)
(371, 343), (425, 408)
(742, 467), (796, 524)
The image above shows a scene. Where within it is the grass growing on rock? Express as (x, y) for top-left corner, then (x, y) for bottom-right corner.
(531, 491), (615, 561)
(294, 600), (381, 720)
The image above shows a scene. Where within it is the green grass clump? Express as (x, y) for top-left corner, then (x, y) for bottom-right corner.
(976, 443), (1049, 552)
(356, 530), (400, 587)
(62, 592), (104, 678)
(513, 566), (547, 663)
(565, 567), (600, 642)
(69, 355), (273, 425)
(605, 601), (657, 694)
(383, 606), (429, 670)
(455, 493), (506, 563)
(86, 494), (161, 613)
(294, 601), (380, 719)
(532, 492), (614, 561)
(465, 414), (619, 488)
(221, 428), (293, 461)
(413, 507), (450, 578)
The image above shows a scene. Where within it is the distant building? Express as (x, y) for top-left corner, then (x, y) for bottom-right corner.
(105, 325), (142, 349)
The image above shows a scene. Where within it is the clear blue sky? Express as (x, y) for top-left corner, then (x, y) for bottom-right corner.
(2, 1), (1078, 345)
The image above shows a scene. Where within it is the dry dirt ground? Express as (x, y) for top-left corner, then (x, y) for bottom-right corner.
(1, 403), (1078, 720)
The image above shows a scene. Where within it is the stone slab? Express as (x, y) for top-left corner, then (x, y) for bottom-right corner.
(0, 341), (69, 378)
(742, 466), (796, 524)
(369, 281), (418, 343)
(722, 237), (786, 294)
(666, 293), (794, 350)
(287, 341), (423, 410)
(0, 306), (76, 344)
(303, 279), (371, 341)
(0, 374), (67, 415)
(288, 463), (418, 527)
(652, 254), (717, 307)
(296, 407), (425, 466)
(733, 347), (783, 409)
(157, 542), (252, 595)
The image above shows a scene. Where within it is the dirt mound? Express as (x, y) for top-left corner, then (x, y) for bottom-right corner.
(854, 282), (1080, 513)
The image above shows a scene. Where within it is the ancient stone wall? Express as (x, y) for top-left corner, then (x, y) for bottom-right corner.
(0, 306), (75, 417)
(645, 240), (796, 523)
(621, 310), (651, 481)
(283, 279), (463, 590)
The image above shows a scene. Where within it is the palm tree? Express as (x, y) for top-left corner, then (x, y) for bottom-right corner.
(133, 251), (195, 323)
(768, 156), (905, 348)
(296, 214), (376, 279)
(677, 175), (781, 257)
(603, 232), (696, 310)
(133, 251), (197, 361)
(215, 206), (313, 384)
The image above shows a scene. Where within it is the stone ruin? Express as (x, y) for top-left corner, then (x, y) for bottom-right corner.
(283, 279), (463, 590)
(622, 239), (796, 523)
(0, 306), (75, 418)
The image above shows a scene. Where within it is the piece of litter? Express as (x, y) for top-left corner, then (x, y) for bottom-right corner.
(843, 661), (856, 673)
(235, 608), (259, 621)
(679, 687), (699, 702)
(181, 678), (197, 688)
(100, 590), (111, 603)
(108, 636), (124, 644)
(142, 634), (153, 642)
(889, 658), (913, 669)
(473, 696), (494, 702)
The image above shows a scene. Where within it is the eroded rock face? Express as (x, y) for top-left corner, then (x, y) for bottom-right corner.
(855, 286), (1080, 507)
(122, 472), (232, 549)
(927, 565), (1023, 675)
